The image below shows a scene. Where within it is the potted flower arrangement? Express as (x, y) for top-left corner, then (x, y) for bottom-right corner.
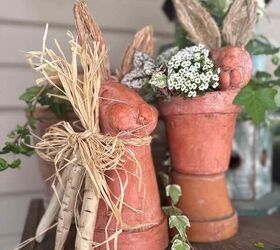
(159, 0), (280, 205)
(121, 0), (258, 243)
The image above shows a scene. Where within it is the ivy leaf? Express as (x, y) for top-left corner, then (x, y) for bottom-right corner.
(0, 158), (8, 171)
(274, 65), (280, 77)
(20, 86), (42, 102)
(255, 71), (271, 80)
(169, 215), (190, 240)
(10, 159), (21, 169)
(166, 184), (182, 205)
(246, 36), (279, 55)
(272, 54), (280, 65)
(171, 239), (190, 250)
(234, 85), (278, 125)
(254, 241), (265, 249)
(158, 171), (170, 187)
(162, 206), (182, 217)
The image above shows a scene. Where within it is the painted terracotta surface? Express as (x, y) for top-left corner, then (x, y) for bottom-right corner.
(94, 82), (168, 250)
(159, 47), (252, 242)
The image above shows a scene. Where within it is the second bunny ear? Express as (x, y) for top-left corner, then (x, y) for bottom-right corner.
(222, 0), (257, 47)
(172, 0), (221, 50)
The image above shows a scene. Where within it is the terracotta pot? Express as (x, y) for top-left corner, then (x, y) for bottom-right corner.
(159, 90), (240, 242)
(33, 108), (78, 202)
(93, 82), (169, 250)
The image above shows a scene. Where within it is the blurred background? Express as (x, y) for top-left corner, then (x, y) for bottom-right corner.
(0, 0), (279, 249)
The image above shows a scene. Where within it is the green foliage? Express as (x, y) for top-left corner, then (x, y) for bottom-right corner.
(235, 84), (278, 125)
(235, 33), (280, 125)
(169, 215), (190, 241)
(254, 241), (265, 249)
(0, 84), (71, 171)
(171, 238), (190, 250)
(199, 0), (232, 26)
(246, 35), (279, 55)
(159, 172), (191, 250)
(166, 184), (182, 205)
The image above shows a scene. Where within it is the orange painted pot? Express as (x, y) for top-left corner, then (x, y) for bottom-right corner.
(93, 82), (169, 249)
(159, 90), (240, 242)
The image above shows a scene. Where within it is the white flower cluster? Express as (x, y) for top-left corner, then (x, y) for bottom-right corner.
(156, 46), (179, 66)
(149, 72), (167, 88)
(150, 44), (220, 98)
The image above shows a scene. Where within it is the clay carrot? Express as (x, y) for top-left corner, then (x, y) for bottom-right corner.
(36, 167), (71, 243)
(55, 165), (84, 250)
(75, 174), (99, 250)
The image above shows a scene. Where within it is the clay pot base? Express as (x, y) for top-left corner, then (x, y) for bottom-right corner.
(187, 212), (238, 242)
(94, 217), (169, 250)
(172, 171), (238, 242)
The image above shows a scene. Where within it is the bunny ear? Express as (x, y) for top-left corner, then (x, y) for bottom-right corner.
(74, 0), (111, 81)
(172, 0), (221, 50)
(222, 0), (257, 47)
(118, 26), (154, 81)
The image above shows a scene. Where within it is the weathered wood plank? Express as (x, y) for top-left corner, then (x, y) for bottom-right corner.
(21, 199), (45, 250)
(20, 200), (280, 250)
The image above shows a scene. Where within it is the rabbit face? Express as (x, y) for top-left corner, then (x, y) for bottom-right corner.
(99, 82), (158, 137)
(211, 46), (253, 91)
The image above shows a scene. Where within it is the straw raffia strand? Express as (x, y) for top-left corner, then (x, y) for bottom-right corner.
(118, 26), (155, 81)
(26, 31), (151, 248)
(172, 0), (221, 50)
(222, 0), (257, 47)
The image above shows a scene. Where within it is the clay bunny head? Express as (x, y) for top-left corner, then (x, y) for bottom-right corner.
(99, 82), (158, 137)
(172, 0), (257, 91)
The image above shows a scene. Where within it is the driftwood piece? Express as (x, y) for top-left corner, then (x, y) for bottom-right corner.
(74, 0), (111, 81)
(118, 26), (155, 81)
(222, 0), (257, 47)
(172, 0), (221, 50)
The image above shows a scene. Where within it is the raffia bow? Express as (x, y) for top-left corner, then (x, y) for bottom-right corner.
(23, 29), (151, 250)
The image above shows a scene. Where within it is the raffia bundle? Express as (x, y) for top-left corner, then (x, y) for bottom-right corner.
(18, 29), (150, 250)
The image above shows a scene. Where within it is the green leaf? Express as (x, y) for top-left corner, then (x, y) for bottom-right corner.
(272, 54), (280, 65)
(19, 86), (42, 102)
(9, 159), (21, 169)
(169, 215), (190, 240)
(0, 158), (8, 171)
(254, 241), (265, 249)
(234, 85), (278, 125)
(158, 171), (170, 187)
(274, 66), (280, 77)
(255, 71), (271, 80)
(246, 36), (279, 55)
(166, 184), (182, 205)
(171, 239), (190, 250)
(162, 206), (182, 216)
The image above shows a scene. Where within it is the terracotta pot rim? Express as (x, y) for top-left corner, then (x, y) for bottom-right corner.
(158, 90), (241, 117)
(189, 211), (236, 223)
(95, 215), (167, 234)
(187, 212), (238, 243)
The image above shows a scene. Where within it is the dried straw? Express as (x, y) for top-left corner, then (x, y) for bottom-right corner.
(26, 31), (151, 249)
(172, 0), (221, 50)
(222, 0), (257, 47)
(118, 26), (155, 81)
(73, 0), (111, 81)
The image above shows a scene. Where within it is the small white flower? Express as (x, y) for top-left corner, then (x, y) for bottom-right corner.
(212, 74), (219, 81)
(212, 82), (219, 88)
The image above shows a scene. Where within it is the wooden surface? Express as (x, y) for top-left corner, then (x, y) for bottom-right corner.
(20, 199), (280, 250)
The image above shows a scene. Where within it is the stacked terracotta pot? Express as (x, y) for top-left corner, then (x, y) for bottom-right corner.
(159, 45), (253, 242)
